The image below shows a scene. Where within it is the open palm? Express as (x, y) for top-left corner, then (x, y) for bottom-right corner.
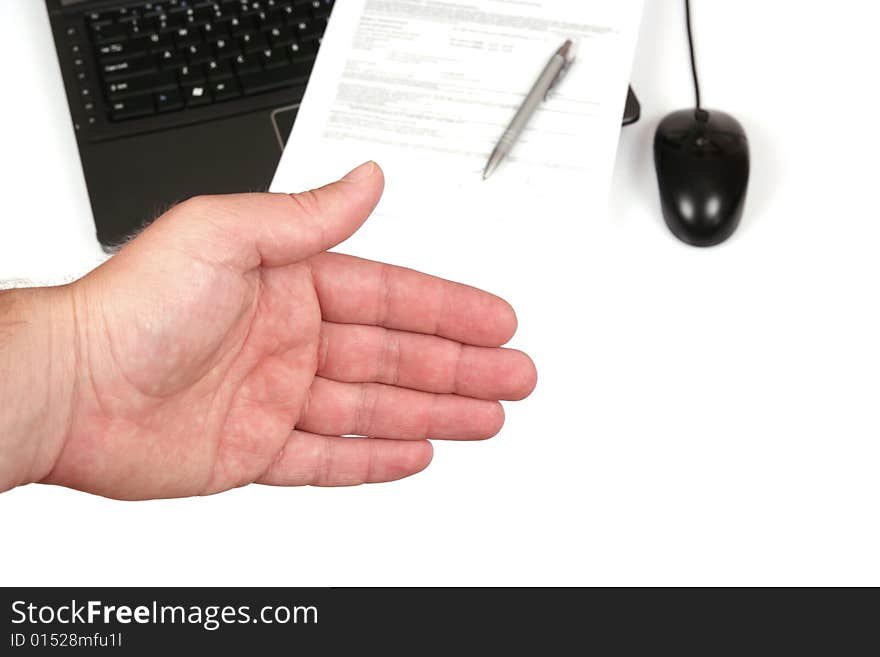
(43, 162), (536, 500)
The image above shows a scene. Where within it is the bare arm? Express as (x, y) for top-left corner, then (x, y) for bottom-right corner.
(0, 286), (76, 491)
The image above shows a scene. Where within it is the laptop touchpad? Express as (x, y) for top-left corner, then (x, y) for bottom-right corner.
(270, 106), (299, 152)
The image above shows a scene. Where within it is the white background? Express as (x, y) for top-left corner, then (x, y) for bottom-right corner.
(1, 1), (879, 586)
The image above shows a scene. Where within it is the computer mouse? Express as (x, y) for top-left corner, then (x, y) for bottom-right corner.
(654, 108), (750, 246)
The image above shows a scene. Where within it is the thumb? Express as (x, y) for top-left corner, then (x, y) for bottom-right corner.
(163, 161), (384, 269)
(254, 161), (385, 267)
(267, 160), (384, 266)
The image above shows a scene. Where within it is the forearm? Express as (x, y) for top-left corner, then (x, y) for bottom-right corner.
(0, 286), (77, 492)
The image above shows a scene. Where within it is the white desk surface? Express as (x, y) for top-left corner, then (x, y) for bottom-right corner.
(1, 1), (879, 585)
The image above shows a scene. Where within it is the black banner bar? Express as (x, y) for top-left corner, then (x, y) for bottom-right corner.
(1, 588), (876, 653)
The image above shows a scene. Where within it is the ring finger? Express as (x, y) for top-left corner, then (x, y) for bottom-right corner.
(298, 376), (505, 440)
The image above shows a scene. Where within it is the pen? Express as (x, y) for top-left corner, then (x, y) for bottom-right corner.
(483, 39), (575, 180)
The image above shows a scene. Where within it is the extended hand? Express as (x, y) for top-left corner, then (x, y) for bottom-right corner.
(14, 162), (535, 499)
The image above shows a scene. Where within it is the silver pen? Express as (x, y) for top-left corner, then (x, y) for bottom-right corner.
(483, 40), (575, 180)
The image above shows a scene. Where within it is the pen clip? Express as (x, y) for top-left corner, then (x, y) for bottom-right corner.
(545, 51), (575, 101)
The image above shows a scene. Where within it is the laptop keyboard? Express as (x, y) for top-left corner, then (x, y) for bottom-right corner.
(83, 0), (334, 122)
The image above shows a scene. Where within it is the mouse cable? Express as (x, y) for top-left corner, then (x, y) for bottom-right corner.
(684, 0), (702, 110)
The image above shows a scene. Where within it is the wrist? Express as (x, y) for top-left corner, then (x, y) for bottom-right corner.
(0, 285), (77, 492)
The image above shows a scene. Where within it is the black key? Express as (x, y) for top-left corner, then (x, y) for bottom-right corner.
(168, 5), (196, 18)
(240, 31), (269, 52)
(259, 47), (289, 69)
(211, 78), (241, 101)
(205, 58), (235, 80)
(259, 10), (284, 30)
(173, 27), (203, 47)
(214, 3), (239, 20)
(213, 37), (238, 58)
(183, 14), (212, 29)
(128, 20), (150, 38)
(86, 12), (113, 28)
(162, 12), (188, 28)
(136, 16), (159, 33)
(194, 4), (220, 22)
(295, 19), (322, 42)
(157, 48), (186, 69)
(109, 95), (155, 121)
(92, 23), (130, 45)
(238, 62), (310, 95)
(156, 88), (185, 112)
(106, 70), (177, 100)
(267, 25), (296, 47)
(202, 22), (229, 41)
(289, 18), (309, 35)
(112, 6), (139, 21)
(157, 19), (177, 34)
(178, 64), (207, 85)
(186, 43), (213, 65)
(287, 40), (318, 62)
(240, 8), (267, 21)
(282, 5), (310, 22)
(232, 52), (261, 75)
(183, 83), (213, 107)
(146, 32), (175, 51)
(91, 6), (142, 24)
(97, 36), (150, 62)
(102, 55), (157, 82)
(142, 7), (165, 20)
(212, 14), (234, 31)
(229, 16), (256, 36)
(310, 1), (332, 19)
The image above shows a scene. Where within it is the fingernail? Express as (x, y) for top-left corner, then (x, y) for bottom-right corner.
(342, 160), (376, 182)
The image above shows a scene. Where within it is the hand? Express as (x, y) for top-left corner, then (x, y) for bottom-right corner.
(6, 162), (536, 499)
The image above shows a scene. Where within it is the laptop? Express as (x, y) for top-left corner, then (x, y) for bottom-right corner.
(46, 0), (639, 250)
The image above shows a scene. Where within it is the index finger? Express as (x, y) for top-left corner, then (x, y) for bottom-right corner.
(308, 252), (518, 347)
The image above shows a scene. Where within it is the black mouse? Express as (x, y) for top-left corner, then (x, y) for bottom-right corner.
(654, 108), (750, 247)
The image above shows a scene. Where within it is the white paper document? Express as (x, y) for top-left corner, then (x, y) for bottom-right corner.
(272, 0), (644, 281)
